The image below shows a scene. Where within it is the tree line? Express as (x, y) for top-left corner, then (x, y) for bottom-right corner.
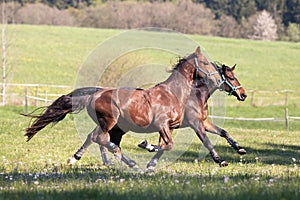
(1, 0), (300, 41)
(7, 0), (300, 26)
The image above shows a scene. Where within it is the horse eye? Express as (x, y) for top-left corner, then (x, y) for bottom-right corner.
(225, 73), (235, 80)
(200, 60), (209, 65)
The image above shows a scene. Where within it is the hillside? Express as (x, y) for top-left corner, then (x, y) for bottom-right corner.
(3, 25), (299, 92)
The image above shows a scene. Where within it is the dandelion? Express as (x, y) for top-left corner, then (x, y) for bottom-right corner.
(33, 181), (39, 185)
(224, 176), (229, 183)
(119, 178), (125, 183)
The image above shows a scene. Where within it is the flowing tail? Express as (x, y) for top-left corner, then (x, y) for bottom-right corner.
(22, 87), (102, 142)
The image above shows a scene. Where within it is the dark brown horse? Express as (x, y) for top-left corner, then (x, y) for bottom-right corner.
(23, 47), (223, 167)
(140, 63), (247, 170)
(67, 63), (247, 170)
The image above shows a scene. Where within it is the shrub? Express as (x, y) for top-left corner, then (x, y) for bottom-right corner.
(15, 3), (75, 26)
(286, 23), (300, 42)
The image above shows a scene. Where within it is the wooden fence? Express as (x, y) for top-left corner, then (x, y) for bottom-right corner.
(1, 83), (71, 112)
(1, 84), (299, 130)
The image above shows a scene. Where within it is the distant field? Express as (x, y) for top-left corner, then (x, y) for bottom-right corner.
(3, 25), (300, 92)
(2, 24), (299, 138)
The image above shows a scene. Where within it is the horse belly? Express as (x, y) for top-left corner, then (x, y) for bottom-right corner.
(117, 93), (154, 131)
(117, 112), (158, 133)
(128, 104), (152, 127)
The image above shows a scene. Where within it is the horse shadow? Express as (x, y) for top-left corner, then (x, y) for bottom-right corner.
(177, 142), (300, 166)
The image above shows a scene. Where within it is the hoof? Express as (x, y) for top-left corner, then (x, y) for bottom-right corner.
(128, 161), (137, 168)
(238, 148), (247, 155)
(145, 166), (155, 174)
(138, 140), (148, 149)
(67, 157), (77, 166)
(103, 159), (113, 166)
(219, 161), (228, 167)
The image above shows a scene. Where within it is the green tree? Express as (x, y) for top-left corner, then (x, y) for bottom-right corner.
(198, 0), (257, 23)
(286, 22), (300, 41)
(283, 0), (300, 25)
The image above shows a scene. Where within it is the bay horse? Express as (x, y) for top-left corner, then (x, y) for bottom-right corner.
(68, 62), (247, 170)
(23, 47), (223, 167)
(140, 63), (247, 170)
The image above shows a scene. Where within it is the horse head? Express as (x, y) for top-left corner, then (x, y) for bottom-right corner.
(220, 64), (247, 101)
(193, 47), (223, 87)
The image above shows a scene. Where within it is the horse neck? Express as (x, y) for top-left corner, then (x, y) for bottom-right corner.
(163, 66), (194, 104)
(193, 79), (218, 102)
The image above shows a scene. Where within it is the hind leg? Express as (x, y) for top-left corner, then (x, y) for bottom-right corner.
(109, 126), (137, 168)
(93, 120), (123, 162)
(189, 118), (227, 167)
(203, 119), (246, 154)
(99, 126), (137, 168)
(67, 127), (96, 165)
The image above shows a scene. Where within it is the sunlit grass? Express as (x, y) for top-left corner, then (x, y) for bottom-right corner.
(4, 25), (300, 92)
(1, 24), (299, 199)
(0, 106), (299, 199)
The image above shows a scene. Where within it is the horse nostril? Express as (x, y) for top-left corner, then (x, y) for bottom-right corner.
(241, 94), (247, 99)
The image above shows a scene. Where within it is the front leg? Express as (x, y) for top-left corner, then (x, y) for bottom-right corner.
(159, 124), (174, 151)
(146, 136), (166, 172)
(145, 125), (174, 172)
(203, 119), (246, 154)
(138, 140), (161, 152)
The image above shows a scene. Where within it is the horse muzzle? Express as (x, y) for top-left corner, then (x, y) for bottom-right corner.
(237, 93), (247, 101)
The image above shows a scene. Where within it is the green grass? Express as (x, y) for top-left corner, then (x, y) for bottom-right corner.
(6, 25), (119, 85)
(3, 25), (300, 91)
(0, 25), (300, 199)
(3, 24), (299, 107)
(0, 106), (300, 200)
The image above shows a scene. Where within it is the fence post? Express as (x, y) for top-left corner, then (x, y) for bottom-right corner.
(44, 90), (47, 106)
(24, 87), (28, 113)
(250, 90), (255, 106)
(35, 85), (38, 106)
(285, 90), (289, 131)
(285, 107), (289, 131)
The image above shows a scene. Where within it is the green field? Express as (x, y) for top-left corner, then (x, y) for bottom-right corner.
(4, 25), (300, 90)
(1, 106), (299, 199)
(0, 25), (300, 199)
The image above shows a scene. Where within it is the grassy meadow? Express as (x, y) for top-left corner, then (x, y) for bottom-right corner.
(0, 25), (300, 199)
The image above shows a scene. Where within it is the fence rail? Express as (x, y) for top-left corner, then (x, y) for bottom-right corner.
(1, 84), (299, 130)
(6, 83), (72, 88)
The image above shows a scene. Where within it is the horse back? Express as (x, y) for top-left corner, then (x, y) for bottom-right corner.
(91, 88), (153, 129)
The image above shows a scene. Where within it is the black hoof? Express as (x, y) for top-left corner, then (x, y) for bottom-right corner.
(220, 161), (228, 167)
(138, 140), (148, 149)
(238, 148), (247, 154)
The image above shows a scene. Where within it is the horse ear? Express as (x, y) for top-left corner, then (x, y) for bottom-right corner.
(195, 46), (201, 55)
(231, 64), (236, 71)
